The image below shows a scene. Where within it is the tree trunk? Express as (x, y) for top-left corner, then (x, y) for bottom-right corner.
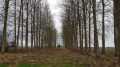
(102, 0), (105, 54)
(36, 6), (39, 48)
(25, 2), (29, 49)
(1, 0), (10, 53)
(14, 0), (16, 51)
(114, 0), (119, 56)
(82, 0), (88, 51)
(21, 0), (23, 49)
(17, 2), (22, 50)
(39, 6), (41, 48)
(81, 21), (84, 51)
(33, 2), (36, 48)
(93, 0), (100, 58)
(116, 0), (120, 63)
(31, 0), (33, 49)
(89, 0), (91, 52)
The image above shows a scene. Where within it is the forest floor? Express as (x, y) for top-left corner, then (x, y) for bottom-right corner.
(0, 48), (119, 67)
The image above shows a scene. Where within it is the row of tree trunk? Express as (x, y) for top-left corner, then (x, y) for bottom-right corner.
(62, 0), (116, 59)
(1, 0), (57, 53)
(1, 0), (120, 63)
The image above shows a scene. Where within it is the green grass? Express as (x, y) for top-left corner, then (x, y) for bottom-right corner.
(0, 64), (7, 67)
(83, 47), (114, 51)
(17, 63), (85, 67)
(18, 64), (45, 67)
(68, 58), (74, 62)
(56, 46), (65, 48)
(56, 46), (114, 51)
(96, 47), (114, 50)
(103, 47), (114, 50)
(18, 47), (31, 49)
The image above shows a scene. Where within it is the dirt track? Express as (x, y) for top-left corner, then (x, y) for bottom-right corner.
(0, 48), (119, 67)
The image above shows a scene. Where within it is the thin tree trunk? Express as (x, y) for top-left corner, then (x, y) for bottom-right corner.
(89, 0), (91, 52)
(1, 0), (10, 53)
(77, 1), (82, 51)
(33, 2), (36, 48)
(39, 6), (41, 48)
(102, 0), (105, 54)
(81, 21), (84, 51)
(36, 6), (39, 48)
(14, 0), (16, 51)
(30, 0), (33, 49)
(116, 0), (120, 63)
(17, 2), (22, 50)
(93, 0), (100, 58)
(21, 0), (23, 49)
(114, 0), (119, 56)
(41, 34), (43, 48)
(31, 16), (33, 49)
(82, 0), (88, 51)
(25, 2), (29, 49)
(31, 14), (33, 47)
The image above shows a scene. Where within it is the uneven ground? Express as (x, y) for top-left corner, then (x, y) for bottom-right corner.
(0, 48), (119, 67)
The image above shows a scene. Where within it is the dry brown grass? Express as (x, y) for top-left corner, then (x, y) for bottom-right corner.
(0, 48), (119, 67)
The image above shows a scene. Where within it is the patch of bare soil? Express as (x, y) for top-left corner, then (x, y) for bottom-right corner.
(0, 48), (119, 67)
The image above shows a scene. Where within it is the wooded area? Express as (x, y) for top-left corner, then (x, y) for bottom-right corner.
(0, 0), (120, 67)
(62, 0), (114, 57)
(0, 0), (56, 51)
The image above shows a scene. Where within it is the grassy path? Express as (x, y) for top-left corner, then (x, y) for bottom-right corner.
(0, 48), (119, 67)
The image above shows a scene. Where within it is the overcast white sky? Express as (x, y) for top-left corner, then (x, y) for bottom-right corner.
(47, 0), (63, 34)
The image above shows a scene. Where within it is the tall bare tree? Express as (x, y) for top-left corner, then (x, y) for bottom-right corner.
(114, 0), (119, 56)
(16, 1), (22, 49)
(89, 0), (91, 52)
(14, 0), (16, 51)
(102, 0), (105, 54)
(82, 0), (88, 51)
(93, 0), (100, 57)
(1, 0), (10, 53)
(25, 1), (29, 49)
(21, 0), (24, 49)
(116, 0), (120, 63)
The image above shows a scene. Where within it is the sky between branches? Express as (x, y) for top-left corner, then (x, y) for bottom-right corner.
(47, 0), (114, 47)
